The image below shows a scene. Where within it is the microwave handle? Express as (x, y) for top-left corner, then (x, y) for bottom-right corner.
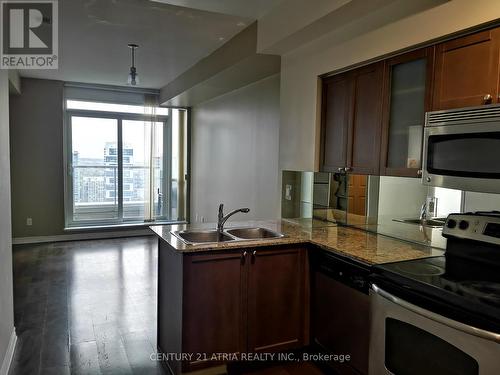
(371, 284), (500, 343)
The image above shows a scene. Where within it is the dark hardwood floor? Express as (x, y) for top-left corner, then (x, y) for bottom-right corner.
(9, 236), (326, 375)
(10, 236), (163, 375)
(245, 363), (326, 375)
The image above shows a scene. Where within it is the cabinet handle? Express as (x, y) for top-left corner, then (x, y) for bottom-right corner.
(483, 94), (493, 104)
(241, 251), (247, 263)
(252, 250), (257, 256)
(417, 169), (423, 177)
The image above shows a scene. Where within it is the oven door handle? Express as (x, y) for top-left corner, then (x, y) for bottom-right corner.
(372, 284), (500, 343)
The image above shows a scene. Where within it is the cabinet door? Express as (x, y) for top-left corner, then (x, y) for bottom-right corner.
(313, 272), (370, 375)
(320, 72), (353, 172)
(433, 29), (500, 110)
(349, 62), (384, 175)
(247, 247), (308, 353)
(380, 48), (434, 177)
(182, 251), (247, 371)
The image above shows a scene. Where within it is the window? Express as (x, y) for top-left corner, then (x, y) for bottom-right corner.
(65, 99), (188, 228)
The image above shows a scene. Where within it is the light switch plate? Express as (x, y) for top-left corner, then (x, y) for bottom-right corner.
(285, 184), (292, 201)
(426, 196), (438, 218)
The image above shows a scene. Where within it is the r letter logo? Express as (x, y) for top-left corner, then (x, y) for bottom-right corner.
(1, 0), (58, 69)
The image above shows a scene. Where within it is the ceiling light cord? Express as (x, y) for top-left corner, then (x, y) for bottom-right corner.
(127, 43), (139, 86)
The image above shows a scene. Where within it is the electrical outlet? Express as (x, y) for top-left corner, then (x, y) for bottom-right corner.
(26, 217), (33, 226)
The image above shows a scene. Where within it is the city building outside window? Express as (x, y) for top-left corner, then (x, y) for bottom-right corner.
(64, 98), (188, 228)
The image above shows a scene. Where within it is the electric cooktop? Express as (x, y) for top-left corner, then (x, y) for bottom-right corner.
(372, 211), (500, 333)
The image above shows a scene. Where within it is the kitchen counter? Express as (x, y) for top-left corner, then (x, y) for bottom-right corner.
(150, 219), (444, 265)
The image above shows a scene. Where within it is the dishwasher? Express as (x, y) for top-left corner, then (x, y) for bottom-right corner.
(312, 250), (371, 375)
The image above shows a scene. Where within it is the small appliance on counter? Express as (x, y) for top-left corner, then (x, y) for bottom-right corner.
(369, 211), (500, 375)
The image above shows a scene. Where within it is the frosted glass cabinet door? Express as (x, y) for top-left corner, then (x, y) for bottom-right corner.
(380, 48), (434, 177)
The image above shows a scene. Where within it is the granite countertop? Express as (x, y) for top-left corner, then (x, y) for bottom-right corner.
(149, 219), (444, 266)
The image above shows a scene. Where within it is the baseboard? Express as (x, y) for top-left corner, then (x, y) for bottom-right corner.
(12, 229), (153, 245)
(0, 329), (17, 375)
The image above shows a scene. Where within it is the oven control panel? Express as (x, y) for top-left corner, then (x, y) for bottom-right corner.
(443, 213), (500, 246)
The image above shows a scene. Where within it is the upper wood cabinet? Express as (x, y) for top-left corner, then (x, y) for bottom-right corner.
(320, 61), (384, 175)
(320, 25), (500, 177)
(321, 72), (352, 172)
(380, 48), (434, 177)
(350, 62), (384, 175)
(433, 29), (500, 110)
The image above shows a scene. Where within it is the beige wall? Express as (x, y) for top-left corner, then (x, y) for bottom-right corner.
(9, 78), (65, 238)
(0, 71), (14, 371)
(191, 74), (280, 223)
(279, 0), (500, 172)
(464, 191), (500, 212)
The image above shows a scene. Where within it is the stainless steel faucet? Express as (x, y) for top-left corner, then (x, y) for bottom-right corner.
(420, 202), (427, 222)
(217, 204), (250, 234)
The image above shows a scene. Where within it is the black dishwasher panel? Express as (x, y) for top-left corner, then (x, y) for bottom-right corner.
(312, 249), (371, 375)
(313, 250), (371, 294)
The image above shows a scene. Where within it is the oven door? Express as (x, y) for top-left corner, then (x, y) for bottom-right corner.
(422, 122), (500, 193)
(369, 284), (500, 375)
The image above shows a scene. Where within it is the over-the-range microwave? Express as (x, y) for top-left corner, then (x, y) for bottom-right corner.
(422, 104), (500, 193)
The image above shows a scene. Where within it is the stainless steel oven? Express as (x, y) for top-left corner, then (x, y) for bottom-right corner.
(422, 104), (500, 193)
(369, 284), (500, 375)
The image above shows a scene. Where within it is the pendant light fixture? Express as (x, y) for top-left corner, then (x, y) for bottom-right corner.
(127, 43), (139, 86)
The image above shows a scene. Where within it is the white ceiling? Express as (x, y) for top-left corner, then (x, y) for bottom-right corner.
(22, 0), (259, 88)
(150, 0), (285, 19)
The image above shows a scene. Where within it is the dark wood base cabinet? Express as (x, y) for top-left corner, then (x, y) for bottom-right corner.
(247, 247), (310, 353)
(157, 240), (309, 374)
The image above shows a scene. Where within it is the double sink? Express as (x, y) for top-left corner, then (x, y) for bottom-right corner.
(172, 227), (286, 245)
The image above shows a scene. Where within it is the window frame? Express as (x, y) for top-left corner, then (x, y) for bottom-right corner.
(63, 102), (173, 228)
